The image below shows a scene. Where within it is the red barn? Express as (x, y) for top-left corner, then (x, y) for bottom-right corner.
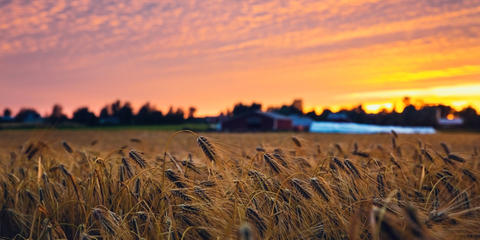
(221, 111), (292, 132)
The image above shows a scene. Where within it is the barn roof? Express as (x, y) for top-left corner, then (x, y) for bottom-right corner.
(288, 115), (313, 127)
(222, 111), (291, 123)
(259, 111), (291, 120)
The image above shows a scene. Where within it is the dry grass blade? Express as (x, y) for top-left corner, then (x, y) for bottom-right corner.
(291, 136), (302, 147)
(390, 155), (402, 169)
(256, 146), (266, 152)
(133, 178), (141, 198)
(58, 164), (80, 200)
(290, 178), (312, 199)
(183, 160), (201, 174)
(121, 157), (134, 178)
(92, 208), (120, 235)
(239, 223), (253, 240)
(273, 149), (288, 167)
(129, 150), (147, 168)
(462, 169), (477, 182)
(391, 130), (398, 139)
(171, 189), (192, 201)
(377, 173), (385, 198)
(448, 154), (465, 163)
(248, 170), (270, 191)
(344, 159), (361, 179)
(165, 169), (186, 188)
(440, 142), (451, 155)
(197, 136), (216, 162)
(193, 186), (211, 203)
(332, 157), (346, 171)
(421, 149), (434, 162)
(62, 141), (73, 153)
(310, 177), (330, 202)
(246, 208), (266, 237)
(334, 144), (344, 155)
(391, 137), (397, 150)
(0, 131), (479, 239)
(130, 138), (142, 143)
(264, 153), (281, 174)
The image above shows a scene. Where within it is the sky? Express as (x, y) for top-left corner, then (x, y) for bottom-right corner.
(1, 0), (479, 116)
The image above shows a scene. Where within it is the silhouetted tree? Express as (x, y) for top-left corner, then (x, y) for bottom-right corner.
(14, 108), (41, 123)
(458, 107), (480, 129)
(349, 105), (367, 123)
(176, 108), (185, 119)
(47, 104), (68, 124)
(270, 99), (303, 116)
(111, 100), (121, 116)
(402, 105), (417, 126)
(437, 104), (453, 118)
(136, 103), (153, 125)
(188, 107), (197, 119)
(3, 108), (12, 118)
(98, 100), (134, 125)
(1, 108), (13, 123)
(1, 97), (479, 129)
(232, 103), (262, 116)
(403, 97), (411, 107)
(117, 102), (134, 125)
(291, 99), (303, 112)
(305, 111), (318, 120)
(164, 107), (175, 123)
(164, 107), (185, 124)
(136, 103), (165, 125)
(400, 105), (438, 126)
(99, 106), (110, 118)
(319, 109), (332, 120)
(73, 107), (98, 126)
(416, 106), (438, 127)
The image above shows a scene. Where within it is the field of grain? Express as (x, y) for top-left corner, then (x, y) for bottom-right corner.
(0, 130), (479, 239)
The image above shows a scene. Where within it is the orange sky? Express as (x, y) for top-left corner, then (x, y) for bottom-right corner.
(0, 0), (479, 116)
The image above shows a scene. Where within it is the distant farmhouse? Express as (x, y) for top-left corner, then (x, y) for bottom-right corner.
(221, 111), (293, 132)
(289, 115), (314, 131)
(205, 114), (229, 131)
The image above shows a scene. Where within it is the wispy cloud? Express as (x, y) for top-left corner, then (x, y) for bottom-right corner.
(0, 0), (479, 114)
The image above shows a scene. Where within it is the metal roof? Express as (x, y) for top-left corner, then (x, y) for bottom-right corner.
(257, 111), (291, 120)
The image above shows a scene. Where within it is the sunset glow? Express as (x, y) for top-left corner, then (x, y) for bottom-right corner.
(1, 0), (479, 116)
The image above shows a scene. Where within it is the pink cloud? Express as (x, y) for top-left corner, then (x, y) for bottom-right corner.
(0, 0), (479, 115)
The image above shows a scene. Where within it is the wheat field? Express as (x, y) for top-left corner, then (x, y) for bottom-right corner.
(0, 130), (479, 239)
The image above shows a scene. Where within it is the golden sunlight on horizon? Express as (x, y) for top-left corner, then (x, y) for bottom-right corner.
(304, 82), (480, 115)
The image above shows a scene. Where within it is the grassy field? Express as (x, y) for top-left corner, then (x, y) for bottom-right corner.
(0, 130), (479, 239)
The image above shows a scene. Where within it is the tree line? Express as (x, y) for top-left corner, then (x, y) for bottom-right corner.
(230, 98), (480, 129)
(0, 100), (197, 126)
(1, 98), (480, 129)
